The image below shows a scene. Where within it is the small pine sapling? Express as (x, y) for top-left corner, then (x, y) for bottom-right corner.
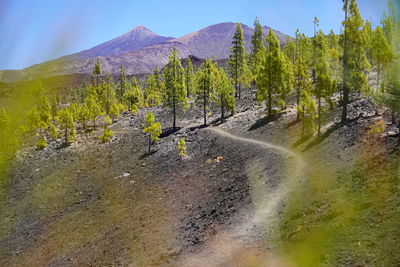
(36, 137), (47, 150)
(99, 125), (113, 142)
(177, 138), (187, 158)
(143, 112), (162, 154)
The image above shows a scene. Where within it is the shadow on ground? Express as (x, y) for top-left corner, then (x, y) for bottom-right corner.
(248, 113), (282, 131)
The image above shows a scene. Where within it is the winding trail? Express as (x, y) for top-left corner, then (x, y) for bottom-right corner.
(180, 126), (307, 266)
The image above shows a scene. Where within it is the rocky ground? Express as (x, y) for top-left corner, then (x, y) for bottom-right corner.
(0, 89), (399, 266)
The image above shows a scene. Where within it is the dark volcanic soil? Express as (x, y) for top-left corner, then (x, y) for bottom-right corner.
(1, 89), (400, 266)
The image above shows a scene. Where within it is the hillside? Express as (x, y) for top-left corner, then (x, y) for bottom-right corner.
(1, 89), (399, 266)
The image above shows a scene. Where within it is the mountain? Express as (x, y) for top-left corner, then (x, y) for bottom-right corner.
(72, 26), (174, 59)
(172, 22), (288, 60)
(0, 23), (290, 82)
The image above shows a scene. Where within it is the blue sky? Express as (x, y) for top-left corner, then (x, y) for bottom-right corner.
(0, 0), (392, 70)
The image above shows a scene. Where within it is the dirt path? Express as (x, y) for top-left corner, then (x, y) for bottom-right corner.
(179, 126), (306, 266)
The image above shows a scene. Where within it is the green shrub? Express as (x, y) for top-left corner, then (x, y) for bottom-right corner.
(36, 137), (47, 150)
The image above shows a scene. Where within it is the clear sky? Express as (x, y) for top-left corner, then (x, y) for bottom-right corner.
(0, 0), (392, 70)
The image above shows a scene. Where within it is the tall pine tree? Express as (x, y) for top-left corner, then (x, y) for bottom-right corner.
(164, 48), (187, 129)
(195, 59), (216, 126)
(256, 30), (293, 117)
(314, 30), (337, 137)
(185, 57), (195, 97)
(229, 23), (245, 99)
(215, 67), (235, 121)
(341, 0), (370, 123)
(117, 66), (128, 102)
(250, 17), (265, 76)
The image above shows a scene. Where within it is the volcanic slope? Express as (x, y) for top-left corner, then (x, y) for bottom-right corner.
(1, 90), (399, 266)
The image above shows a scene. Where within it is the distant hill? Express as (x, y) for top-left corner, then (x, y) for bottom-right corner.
(172, 22), (288, 60)
(0, 23), (290, 82)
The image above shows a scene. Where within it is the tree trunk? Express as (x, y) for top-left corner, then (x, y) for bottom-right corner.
(377, 62), (381, 88)
(235, 81), (238, 98)
(268, 83), (272, 117)
(397, 118), (400, 146)
(173, 59), (177, 129)
(341, 86), (349, 124)
(296, 88), (300, 122)
(203, 88), (207, 126)
(221, 99), (225, 121)
(173, 100), (176, 129)
(392, 111), (396, 125)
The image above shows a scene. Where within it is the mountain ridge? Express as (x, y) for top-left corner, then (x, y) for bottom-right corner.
(0, 22), (290, 82)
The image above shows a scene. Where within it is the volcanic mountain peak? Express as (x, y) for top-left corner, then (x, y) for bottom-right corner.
(72, 25), (174, 59)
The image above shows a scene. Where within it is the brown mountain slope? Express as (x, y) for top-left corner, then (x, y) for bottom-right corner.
(71, 26), (174, 59)
(172, 22), (288, 59)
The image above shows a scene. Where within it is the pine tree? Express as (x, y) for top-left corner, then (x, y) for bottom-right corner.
(153, 65), (162, 88)
(185, 57), (195, 97)
(117, 66), (128, 102)
(215, 67), (235, 121)
(36, 137), (47, 150)
(381, 9), (395, 47)
(86, 95), (102, 129)
(109, 103), (120, 123)
(99, 74), (116, 115)
(371, 26), (393, 87)
(77, 103), (90, 130)
(284, 37), (297, 65)
(49, 122), (60, 140)
(239, 56), (254, 93)
(164, 48), (187, 129)
(229, 23), (246, 99)
(143, 112), (162, 154)
(298, 90), (317, 138)
(363, 20), (373, 63)
(99, 124), (113, 142)
(104, 115), (112, 125)
(312, 17), (320, 83)
(294, 31), (313, 122)
(326, 30), (342, 83)
(195, 59), (216, 126)
(177, 138), (187, 158)
(37, 96), (52, 127)
(50, 95), (60, 118)
(256, 30), (293, 117)
(144, 74), (161, 106)
(129, 76), (144, 107)
(341, 0), (370, 123)
(381, 58), (400, 138)
(314, 30), (337, 137)
(59, 108), (75, 144)
(93, 58), (102, 86)
(123, 89), (138, 112)
(250, 17), (265, 76)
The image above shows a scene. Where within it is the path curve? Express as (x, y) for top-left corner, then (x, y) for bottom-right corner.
(180, 126), (306, 266)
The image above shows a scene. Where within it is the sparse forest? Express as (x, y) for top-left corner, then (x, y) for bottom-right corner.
(0, 0), (399, 266)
